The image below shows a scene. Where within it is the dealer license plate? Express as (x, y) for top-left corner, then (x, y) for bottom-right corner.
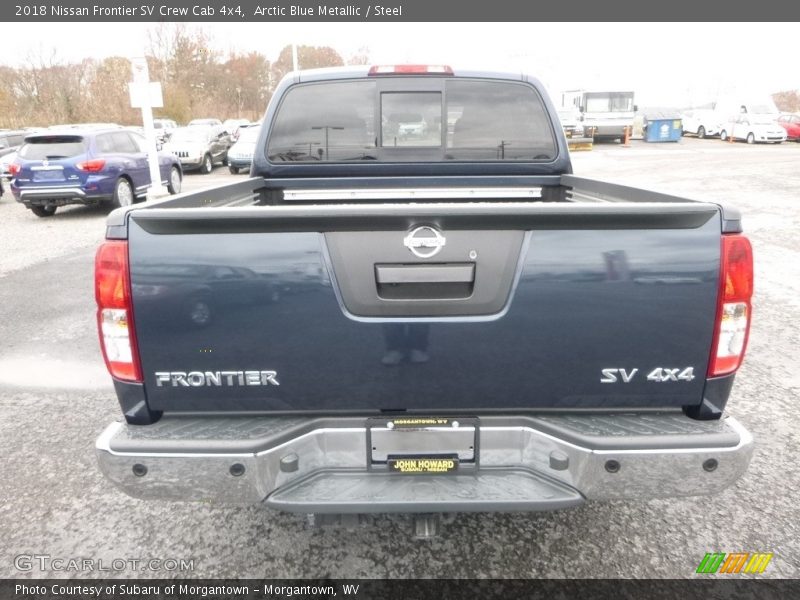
(387, 456), (459, 474)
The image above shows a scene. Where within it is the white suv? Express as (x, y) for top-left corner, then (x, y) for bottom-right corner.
(681, 109), (723, 139)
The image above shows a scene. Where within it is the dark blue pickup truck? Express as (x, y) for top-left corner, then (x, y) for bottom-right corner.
(94, 66), (754, 528)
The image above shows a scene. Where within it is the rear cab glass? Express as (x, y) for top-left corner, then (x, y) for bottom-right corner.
(267, 77), (557, 163)
(19, 136), (87, 160)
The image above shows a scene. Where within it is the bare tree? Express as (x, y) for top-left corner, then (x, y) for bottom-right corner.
(773, 90), (800, 113)
(270, 45), (345, 93)
(346, 46), (371, 66)
(86, 57), (139, 125)
(220, 52), (272, 121)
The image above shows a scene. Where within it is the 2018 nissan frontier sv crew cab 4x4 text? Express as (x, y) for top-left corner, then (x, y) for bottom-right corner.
(94, 65), (754, 530)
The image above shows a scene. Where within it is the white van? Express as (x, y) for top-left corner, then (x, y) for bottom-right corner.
(681, 109), (725, 139)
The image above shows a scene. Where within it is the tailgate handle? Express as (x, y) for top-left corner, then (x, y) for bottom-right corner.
(375, 263), (475, 284)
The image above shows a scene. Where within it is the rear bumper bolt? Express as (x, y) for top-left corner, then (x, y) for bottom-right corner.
(280, 453), (300, 473)
(549, 450), (570, 471)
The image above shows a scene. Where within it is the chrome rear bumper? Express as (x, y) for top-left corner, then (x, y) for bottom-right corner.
(17, 186), (90, 206)
(96, 412), (753, 513)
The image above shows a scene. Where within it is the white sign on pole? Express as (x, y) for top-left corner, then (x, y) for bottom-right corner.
(129, 82), (163, 108)
(131, 56), (149, 83)
(129, 56), (168, 200)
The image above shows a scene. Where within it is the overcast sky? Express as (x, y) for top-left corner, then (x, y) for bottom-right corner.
(3, 22), (796, 107)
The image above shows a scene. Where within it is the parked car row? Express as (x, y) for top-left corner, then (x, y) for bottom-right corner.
(3, 115), (262, 215)
(8, 126), (182, 217)
(681, 109), (796, 144)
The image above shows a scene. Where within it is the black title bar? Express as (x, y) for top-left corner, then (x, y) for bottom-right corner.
(4, 0), (800, 21)
(4, 579), (800, 600)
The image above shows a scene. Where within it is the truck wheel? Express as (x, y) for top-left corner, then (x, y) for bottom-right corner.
(30, 205), (57, 217)
(746, 133), (755, 145)
(229, 166), (239, 175)
(167, 166), (182, 194)
(222, 153), (229, 166)
(720, 130), (728, 141)
(201, 154), (213, 174)
(697, 126), (706, 139)
(111, 178), (134, 208)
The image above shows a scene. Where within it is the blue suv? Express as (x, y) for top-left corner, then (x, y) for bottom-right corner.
(10, 128), (182, 217)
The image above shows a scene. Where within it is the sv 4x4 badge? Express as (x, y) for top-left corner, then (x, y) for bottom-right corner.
(600, 367), (696, 383)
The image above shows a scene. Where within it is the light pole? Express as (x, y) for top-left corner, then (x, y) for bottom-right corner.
(296, 141), (321, 157)
(311, 125), (344, 160)
(497, 140), (511, 159)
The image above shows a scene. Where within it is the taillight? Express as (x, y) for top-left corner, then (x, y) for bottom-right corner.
(708, 234), (753, 376)
(95, 241), (142, 382)
(368, 65), (454, 76)
(77, 158), (106, 172)
(9, 163), (21, 176)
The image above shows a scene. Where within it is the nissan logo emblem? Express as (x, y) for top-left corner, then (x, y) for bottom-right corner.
(403, 226), (446, 259)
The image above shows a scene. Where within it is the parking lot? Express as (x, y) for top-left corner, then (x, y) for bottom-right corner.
(1, 137), (799, 578)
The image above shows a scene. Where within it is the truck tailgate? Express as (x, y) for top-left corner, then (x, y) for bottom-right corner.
(126, 201), (722, 414)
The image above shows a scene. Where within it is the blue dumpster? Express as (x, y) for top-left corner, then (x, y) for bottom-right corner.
(644, 112), (682, 143)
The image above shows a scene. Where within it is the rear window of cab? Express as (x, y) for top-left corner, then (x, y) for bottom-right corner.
(267, 78), (557, 163)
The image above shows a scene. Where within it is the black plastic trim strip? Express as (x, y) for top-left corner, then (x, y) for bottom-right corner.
(107, 411), (738, 454)
(562, 174), (742, 232)
(129, 203), (717, 235)
(112, 379), (162, 425)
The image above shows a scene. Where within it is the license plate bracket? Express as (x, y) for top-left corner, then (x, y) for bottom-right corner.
(366, 416), (479, 472)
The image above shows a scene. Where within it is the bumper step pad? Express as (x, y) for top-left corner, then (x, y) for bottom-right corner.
(266, 469), (584, 514)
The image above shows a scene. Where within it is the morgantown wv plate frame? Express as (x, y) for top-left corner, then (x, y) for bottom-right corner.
(366, 416), (480, 474)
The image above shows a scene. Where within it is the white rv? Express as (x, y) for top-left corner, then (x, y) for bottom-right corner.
(561, 90), (637, 141)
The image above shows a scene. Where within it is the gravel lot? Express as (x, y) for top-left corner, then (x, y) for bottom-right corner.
(1, 138), (798, 579)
